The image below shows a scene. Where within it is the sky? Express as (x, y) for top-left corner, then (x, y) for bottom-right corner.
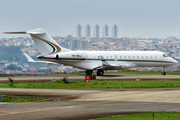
(0, 0), (180, 38)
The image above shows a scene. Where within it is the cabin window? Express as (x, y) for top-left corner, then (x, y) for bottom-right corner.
(163, 54), (168, 57)
(98, 56), (99, 59)
(124, 56), (126, 59)
(137, 56), (139, 59)
(146, 56), (148, 59)
(129, 56), (130, 59)
(120, 56), (122, 59)
(155, 56), (157, 59)
(94, 56), (96, 58)
(150, 56), (152, 59)
(107, 56), (108, 59)
(133, 56), (135, 59)
(111, 56), (112, 59)
(142, 56), (143, 59)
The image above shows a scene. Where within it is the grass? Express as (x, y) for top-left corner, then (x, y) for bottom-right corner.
(54, 70), (180, 75)
(0, 74), (9, 77)
(0, 94), (52, 102)
(94, 112), (180, 120)
(0, 79), (180, 89)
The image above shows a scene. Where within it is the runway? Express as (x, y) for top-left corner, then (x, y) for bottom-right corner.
(0, 74), (180, 83)
(0, 87), (180, 120)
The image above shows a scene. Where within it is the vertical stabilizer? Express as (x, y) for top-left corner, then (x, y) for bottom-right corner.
(27, 28), (71, 55)
(4, 28), (71, 55)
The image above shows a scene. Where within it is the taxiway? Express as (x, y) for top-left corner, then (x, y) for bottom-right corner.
(0, 74), (180, 83)
(0, 87), (180, 120)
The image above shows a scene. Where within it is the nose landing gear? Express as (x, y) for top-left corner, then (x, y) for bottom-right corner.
(162, 67), (166, 76)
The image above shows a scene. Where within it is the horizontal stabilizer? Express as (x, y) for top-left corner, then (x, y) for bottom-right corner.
(24, 53), (34, 62)
(4, 29), (45, 35)
(3, 31), (26, 34)
(23, 53), (57, 64)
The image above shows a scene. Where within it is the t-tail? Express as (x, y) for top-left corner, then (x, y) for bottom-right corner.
(4, 28), (71, 55)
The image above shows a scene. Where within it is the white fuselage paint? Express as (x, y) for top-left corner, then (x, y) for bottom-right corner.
(40, 51), (177, 70)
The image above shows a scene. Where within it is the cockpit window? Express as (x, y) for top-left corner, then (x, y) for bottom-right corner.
(163, 54), (168, 57)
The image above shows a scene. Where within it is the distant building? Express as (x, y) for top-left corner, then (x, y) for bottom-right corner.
(76, 24), (82, 37)
(69, 39), (88, 50)
(69, 39), (78, 49)
(112, 25), (118, 38)
(85, 24), (91, 37)
(77, 40), (88, 50)
(103, 24), (109, 37)
(94, 24), (100, 37)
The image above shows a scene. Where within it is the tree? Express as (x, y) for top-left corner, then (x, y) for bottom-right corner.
(5, 64), (22, 71)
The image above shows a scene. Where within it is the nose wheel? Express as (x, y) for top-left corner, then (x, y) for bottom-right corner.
(162, 67), (166, 76)
(162, 72), (166, 76)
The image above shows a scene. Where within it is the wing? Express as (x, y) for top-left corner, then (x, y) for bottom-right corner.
(99, 56), (136, 69)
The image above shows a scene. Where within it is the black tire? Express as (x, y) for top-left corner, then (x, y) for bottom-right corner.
(86, 70), (93, 75)
(97, 70), (104, 76)
(162, 72), (166, 76)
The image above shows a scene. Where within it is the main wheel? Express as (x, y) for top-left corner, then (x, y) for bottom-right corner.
(97, 70), (104, 76)
(162, 72), (166, 76)
(86, 70), (93, 75)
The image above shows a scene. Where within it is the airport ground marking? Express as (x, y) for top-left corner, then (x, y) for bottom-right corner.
(0, 90), (180, 116)
(0, 94), (148, 116)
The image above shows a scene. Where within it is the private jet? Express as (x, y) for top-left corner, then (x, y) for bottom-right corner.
(4, 28), (177, 76)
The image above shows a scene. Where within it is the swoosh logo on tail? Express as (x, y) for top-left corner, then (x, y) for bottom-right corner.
(33, 36), (61, 54)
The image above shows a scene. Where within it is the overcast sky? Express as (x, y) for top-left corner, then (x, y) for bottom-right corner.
(0, 0), (180, 38)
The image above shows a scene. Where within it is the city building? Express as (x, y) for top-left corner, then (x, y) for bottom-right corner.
(76, 24), (82, 37)
(112, 25), (118, 38)
(77, 40), (88, 50)
(94, 24), (100, 37)
(69, 39), (78, 49)
(85, 24), (91, 37)
(103, 24), (109, 37)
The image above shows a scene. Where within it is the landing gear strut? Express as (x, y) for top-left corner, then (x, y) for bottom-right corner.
(162, 67), (166, 76)
(97, 69), (104, 76)
(86, 70), (93, 75)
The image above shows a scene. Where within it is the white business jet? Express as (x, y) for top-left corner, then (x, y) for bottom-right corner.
(4, 28), (177, 76)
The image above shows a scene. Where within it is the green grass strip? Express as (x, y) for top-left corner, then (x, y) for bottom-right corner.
(94, 112), (180, 120)
(1, 79), (180, 89)
(0, 94), (52, 102)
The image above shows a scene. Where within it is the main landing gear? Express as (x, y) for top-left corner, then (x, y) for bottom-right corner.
(86, 70), (93, 75)
(162, 67), (166, 76)
(97, 69), (104, 76)
(85, 70), (104, 76)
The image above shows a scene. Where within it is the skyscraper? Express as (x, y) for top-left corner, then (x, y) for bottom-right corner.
(103, 24), (109, 37)
(85, 24), (91, 37)
(112, 25), (118, 38)
(94, 24), (100, 37)
(76, 24), (82, 37)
